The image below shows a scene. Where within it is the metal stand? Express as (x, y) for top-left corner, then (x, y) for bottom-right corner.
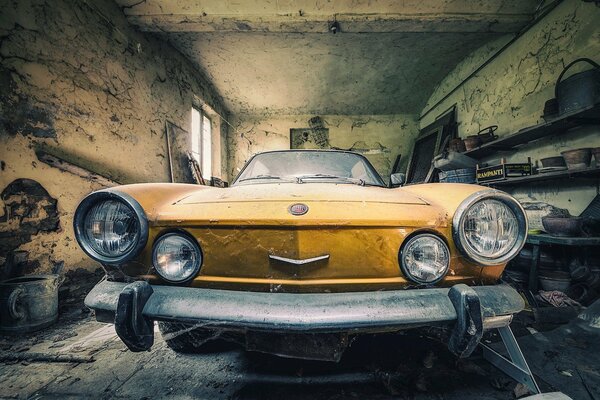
(481, 326), (540, 394)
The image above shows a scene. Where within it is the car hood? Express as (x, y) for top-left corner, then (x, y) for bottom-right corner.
(112, 182), (488, 228)
(176, 183), (428, 205)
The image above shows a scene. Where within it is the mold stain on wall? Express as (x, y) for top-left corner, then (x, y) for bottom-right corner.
(0, 0), (229, 274)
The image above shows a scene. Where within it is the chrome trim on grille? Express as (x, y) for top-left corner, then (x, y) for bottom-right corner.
(269, 254), (330, 265)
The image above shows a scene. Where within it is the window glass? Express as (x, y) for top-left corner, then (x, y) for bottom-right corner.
(202, 115), (212, 179)
(191, 108), (212, 180)
(234, 151), (384, 186)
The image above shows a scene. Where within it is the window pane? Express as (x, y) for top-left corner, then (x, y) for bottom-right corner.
(191, 108), (201, 165)
(202, 115), (212, 179)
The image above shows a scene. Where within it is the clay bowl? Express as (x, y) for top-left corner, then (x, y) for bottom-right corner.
(463, 136), (482, 151)
(449, 138), (466, 153)
(592, 147), (600, 165)
(542, 216), (584, 237)
(540, 156), (566, 168)
(561, 148), (592, 170)
(538, 270), (571, 292)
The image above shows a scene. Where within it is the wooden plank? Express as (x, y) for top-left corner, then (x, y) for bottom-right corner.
(36, 150), (119, 187)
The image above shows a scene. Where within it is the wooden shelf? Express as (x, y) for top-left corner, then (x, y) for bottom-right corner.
(483, 166), (600, 186)
(527, 234), (600, 246)
(464, 103), (600, 159)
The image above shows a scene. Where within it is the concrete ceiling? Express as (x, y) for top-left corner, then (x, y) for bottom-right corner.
(116, 0), (540, 116)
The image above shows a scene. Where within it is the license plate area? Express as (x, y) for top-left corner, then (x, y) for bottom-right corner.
(245, 331), (349, 362)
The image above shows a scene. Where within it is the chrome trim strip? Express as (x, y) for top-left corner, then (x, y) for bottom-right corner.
(483, 315), (513, 330)
(269, 254), (330, 265)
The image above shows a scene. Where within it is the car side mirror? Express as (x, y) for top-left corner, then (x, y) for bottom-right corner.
(390, 173), (405, 188)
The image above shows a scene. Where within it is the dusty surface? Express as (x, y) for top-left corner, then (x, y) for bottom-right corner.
(1, 296), (599, 399)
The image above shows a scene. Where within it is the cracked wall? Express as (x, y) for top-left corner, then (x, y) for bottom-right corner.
(420, 0), (600, 214)
(227, 114), (419, 182)
(0, 0), (229, 274)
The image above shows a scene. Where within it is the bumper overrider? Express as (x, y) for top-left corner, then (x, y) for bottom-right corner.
(85, 280), (524, 358)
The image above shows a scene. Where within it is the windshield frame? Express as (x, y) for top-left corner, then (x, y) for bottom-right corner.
(231, 150), (386, 187)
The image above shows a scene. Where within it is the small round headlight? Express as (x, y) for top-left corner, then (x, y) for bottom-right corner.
(453, 191), (527, 265)
(400, 234), (450, 284)
(153, 233), (202, 283)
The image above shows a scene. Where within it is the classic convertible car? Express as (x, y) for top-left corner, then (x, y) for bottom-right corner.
(78, 150), (527, 361)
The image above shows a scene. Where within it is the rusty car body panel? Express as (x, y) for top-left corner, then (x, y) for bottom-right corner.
(111, 181), (501, 292)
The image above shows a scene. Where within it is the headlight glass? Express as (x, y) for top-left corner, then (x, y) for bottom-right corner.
(153, 234), (201, 282)
(462, 199), (518, 259)
(453, 191), (527, 265)
(401, 234), (450, 284)
(83, 200), (139, 258)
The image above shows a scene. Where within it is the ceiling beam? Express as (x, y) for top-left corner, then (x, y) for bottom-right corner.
(116, 0), (538, 34)
(124, 13), (533, 34)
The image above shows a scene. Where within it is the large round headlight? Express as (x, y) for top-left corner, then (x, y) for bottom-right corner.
(400, 234), (450, 284)
(74, 190), (148, 264)
(153, 233), (202, 283)
(453, 191), (527, 265)
(83, 200), (138, 258)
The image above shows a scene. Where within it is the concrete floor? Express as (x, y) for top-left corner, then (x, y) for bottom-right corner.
(1, 300), (599, 399)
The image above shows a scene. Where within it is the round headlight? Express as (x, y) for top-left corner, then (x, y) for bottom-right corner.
(153, 233), (202, 283)
(453, 191), (527, 265)
(400, 234), (450, 284)
(83, 200), (139, 257)
(74, 190), (148, 264)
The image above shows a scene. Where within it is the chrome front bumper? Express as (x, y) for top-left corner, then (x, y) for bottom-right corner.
(85, 279), (524, 357)
(86, 279), (522, 331)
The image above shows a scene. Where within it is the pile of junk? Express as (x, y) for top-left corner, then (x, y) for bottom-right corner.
(503, 196), (600, 310)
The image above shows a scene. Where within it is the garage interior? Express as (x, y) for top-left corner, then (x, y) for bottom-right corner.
(1, 0), (600, 398)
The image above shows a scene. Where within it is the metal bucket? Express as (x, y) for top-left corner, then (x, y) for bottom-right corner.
(0, 274), (60, 334)
(555, 58), (600, 116)
(439, 168), (476, 183)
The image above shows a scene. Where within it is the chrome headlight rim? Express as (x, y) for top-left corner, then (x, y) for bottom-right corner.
(452, 190), (527, 266)
(399, 232), (451, 285)
(152, 231), (203, 283)
(73, 190), (148, 265)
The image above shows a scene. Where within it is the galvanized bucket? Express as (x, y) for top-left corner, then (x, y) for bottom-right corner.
(555, 58), (600, 116)
(0, 274), (60, 334)
(439, 168), (476, 184)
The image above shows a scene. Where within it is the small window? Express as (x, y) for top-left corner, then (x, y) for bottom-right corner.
(191, 107), (212, 180)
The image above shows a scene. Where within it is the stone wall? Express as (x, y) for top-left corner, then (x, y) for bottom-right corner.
(227, 114), (419, 182)
(0, 0), (229, 275)
(420, 0), (600, 214)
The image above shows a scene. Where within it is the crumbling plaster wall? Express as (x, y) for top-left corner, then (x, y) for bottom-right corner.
(420, 0), (600, 214)
(0, 0), (229, 274)
(227, 114), (419, 181)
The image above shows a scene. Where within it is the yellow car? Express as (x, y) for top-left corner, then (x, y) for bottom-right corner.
(78, 150), (526, 361)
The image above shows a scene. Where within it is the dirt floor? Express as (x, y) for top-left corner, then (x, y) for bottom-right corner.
(1, 290), (599, 399)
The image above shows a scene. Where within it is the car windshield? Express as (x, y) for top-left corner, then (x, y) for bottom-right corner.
(234, 151), (385, 187)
